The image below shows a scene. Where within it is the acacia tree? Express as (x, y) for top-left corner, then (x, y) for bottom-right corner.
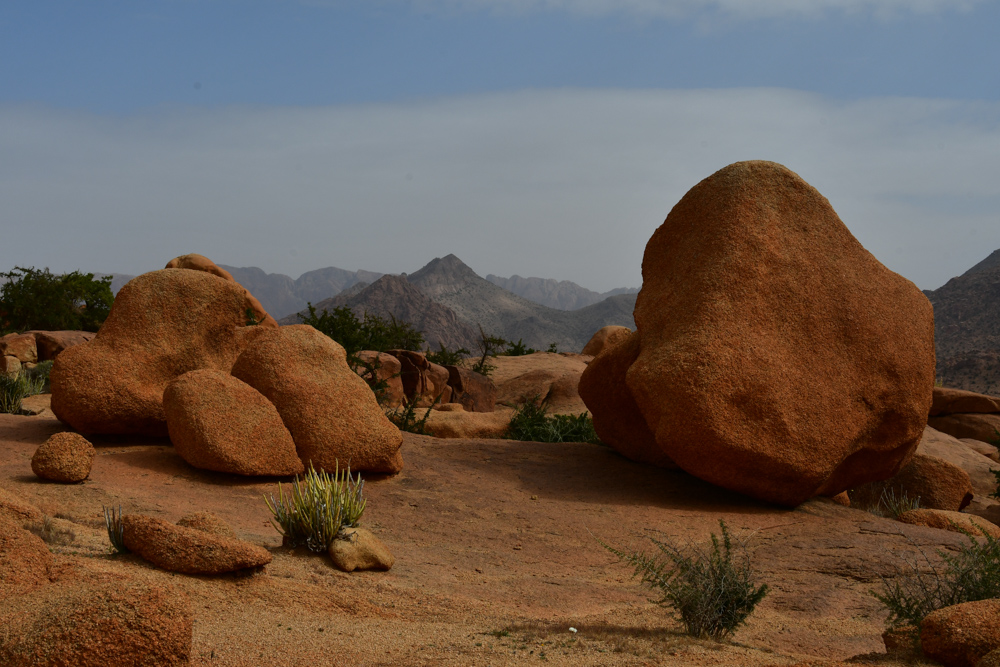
(0, 267), (114, 334)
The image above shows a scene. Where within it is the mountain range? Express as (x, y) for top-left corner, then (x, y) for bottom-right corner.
(278, 255), (636, 352)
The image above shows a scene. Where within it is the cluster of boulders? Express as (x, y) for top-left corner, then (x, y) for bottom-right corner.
(0, 330), (94, 376)
(48, 254), (403, 476)
(581, 161), (937, 507)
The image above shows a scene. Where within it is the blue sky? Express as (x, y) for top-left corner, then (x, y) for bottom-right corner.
(2, 1), (999, 292)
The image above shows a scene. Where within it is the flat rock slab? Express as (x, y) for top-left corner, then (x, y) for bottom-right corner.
(123, 514), (272, 575)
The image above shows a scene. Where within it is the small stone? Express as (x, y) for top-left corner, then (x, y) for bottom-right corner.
(328, 527), (394, 572)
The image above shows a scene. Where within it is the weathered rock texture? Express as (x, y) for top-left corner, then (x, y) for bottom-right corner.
(51, 269), (272, 436)
(931, 387), (1000, 417)
(0, 487), (42, 525)
(0, 571), (192, 667)
(0, 515), (52, 601)
(921, 598), (1000, 667)
(491, 352), (590, 415)
(30, 432), (95, 483)
(123, 514), (272, 575)
(929, 413), (1000, 444)
(424, 408), (514, 439)
(578, 332), (677, 468)
(166, 253), (277, 327)
(232, 325), (404, 474)
(163, 370), (303, 476)
(355, 351), (406, 408)
(882, 453), (974, 512)
(387, 349), (453, 406)
(329, 527), (395, 572)
(581, 325), (631, 357)
(0, 333), (37, 363)
(610, 160), (934, 506)
(32, 330), (97, 361)
(897, 509), (1000, 539)
(444, 365), (497, 413)
(176, 511), (236, 538)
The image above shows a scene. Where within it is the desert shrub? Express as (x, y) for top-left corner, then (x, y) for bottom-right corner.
(471, 325), (507, 377)
(0, 371), (45, 414)
(505, 396), (600, 444)
(385, 396), (439, 435)
(848, 485), (921, 519)
(0, 266), (113, 334)
(29, 515), (75, 546)
(103, 504), (128, 554)
(600, 520), (769, 640)
(873, 529), (1000, 628)
(264, 462), (366, 553)
(23, 361), (53, 395)
(426, 343), (470, 367)
(502, 339), (537, 356)
(299, 303), (424, 358)
(546, 342), (559, 353)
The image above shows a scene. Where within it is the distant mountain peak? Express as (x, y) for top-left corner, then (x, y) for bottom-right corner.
(961, 248), (1000, 277)
(407, 254), (481, 297)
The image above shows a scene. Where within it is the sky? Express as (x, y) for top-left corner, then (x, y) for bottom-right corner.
(2, 1), (999, 293)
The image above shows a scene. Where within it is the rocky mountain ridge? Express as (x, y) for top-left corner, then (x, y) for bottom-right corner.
(485, 273), (637, 310)
(926, 249), (1000, 394)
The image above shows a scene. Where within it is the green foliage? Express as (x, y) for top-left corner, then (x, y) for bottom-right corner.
(0, 370), (45, 414)
(103, 505), (128, 554)
(505, 396), (600, 444)
(385, 398), (436, 435)
(299, 303), (424, 359)
(472, 325), (507, 377)
(0, 266), (113, 334)
(546, 342), (559, 353)
(600, 521), (769, 640)
(873, 528), (1000, 628)
(264, 462), (366, 553)
(426, 343), (470, 367)
(23, 361), (53, 394)
(848, 485), (921, 519)
(503, 339), (537, 356)
(244, 308), (260, 326)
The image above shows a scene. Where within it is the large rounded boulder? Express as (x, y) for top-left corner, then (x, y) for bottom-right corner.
(50, 269), (274, 436)
(232, 325), (404, 474)
(590, 160), (936, 506)
(163, 369), (303, 476)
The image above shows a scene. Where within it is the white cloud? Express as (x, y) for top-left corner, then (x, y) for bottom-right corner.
(406, 0), (985, 19)
(1, 88), (999, 292)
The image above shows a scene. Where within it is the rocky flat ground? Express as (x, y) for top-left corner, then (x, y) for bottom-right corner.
(0, 408), (960, 666)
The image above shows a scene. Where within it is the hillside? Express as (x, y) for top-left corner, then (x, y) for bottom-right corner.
(219, 265), (383, 319)
(278, 274), (480, 351)
(927, 250), (1000, 393)
(485, 274), (637, 310)
(408, 255), (635, 351)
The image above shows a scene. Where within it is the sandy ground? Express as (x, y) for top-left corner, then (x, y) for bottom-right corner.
(0, 406), (960, 666)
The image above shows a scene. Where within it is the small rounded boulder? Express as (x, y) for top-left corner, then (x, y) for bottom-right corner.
(31, 432), (95, 483)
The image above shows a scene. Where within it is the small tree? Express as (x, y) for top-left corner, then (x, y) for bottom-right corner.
(472, 325), (507, 377)
(0, 267), (113, 333)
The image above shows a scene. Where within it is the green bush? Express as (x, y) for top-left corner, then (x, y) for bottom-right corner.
(600, 520), (769, 640)
(264, 463), (366, 553)
(848, 485), (921, 519)
(23, 361), (53, 394)
(0, 266), (113, 334)
(299, 303), (423, 358)
(502, 339), (537, 356)
(0, 371), (45, 414)
(103, 505), (128, 554)
(385, 399), (436, 435)
(874, 529), (1000, 628)
(505, 396), (600, 444)
(426, 343), (470, 367)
